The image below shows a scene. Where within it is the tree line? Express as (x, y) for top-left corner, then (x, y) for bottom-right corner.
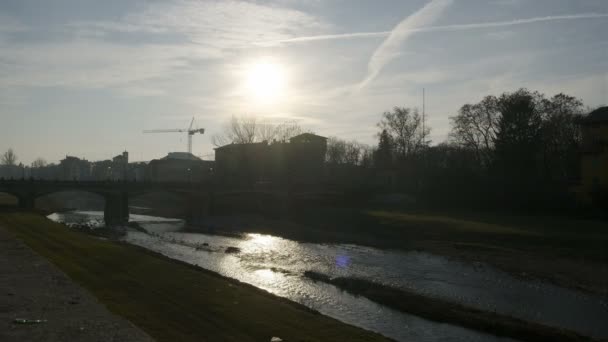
(4, 88), (598, 211)
(362, 88), (589, 211)
(211, 88), (590, 212)
(212, 89), (591, 211)
(1, 148), (47, 169)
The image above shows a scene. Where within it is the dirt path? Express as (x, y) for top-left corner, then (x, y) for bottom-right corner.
(0, 226), (154, 342)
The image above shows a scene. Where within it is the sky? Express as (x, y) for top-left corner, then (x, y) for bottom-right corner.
(1, 0), (607, 164)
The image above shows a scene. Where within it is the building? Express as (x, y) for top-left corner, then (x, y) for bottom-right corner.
(30, 163), (60, 180)
(145, 152), (214, 182)
(129, 162), (148, 181)
(91, 160), (113, 180)
(91, 151), (130, 181)
(59, 156), (91, 180)
(214, 142), (270, 185)
(0, 164), (25, 179)
(579, 107), (608, 192)
(214, 133), (328, 186)
(112, 151), (129, 180)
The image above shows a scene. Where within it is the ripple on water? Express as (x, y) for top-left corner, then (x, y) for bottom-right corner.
(49, 211), (608, 341)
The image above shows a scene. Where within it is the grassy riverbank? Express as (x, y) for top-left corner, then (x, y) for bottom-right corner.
(0, 212), (390, 342)
(197, 208), (608, 295)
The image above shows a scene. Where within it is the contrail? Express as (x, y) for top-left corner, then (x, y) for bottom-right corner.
(359, 0), (454, 89)
(258, 12), (608, 46)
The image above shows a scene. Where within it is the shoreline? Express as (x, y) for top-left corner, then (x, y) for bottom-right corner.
(40, 205), (608, 296)
(0, 211), (391, 342)
(11, 208), (607, 341)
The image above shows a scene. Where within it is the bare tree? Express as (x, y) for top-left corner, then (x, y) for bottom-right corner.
(31, 158), (47, 168)
(212, 116), (257, 146)
(257, 119), (279, 142)
(360, 145), (375, 168)
(1, 148), (17, 166)
(539, 93), (584, 180)
(375, 129), (393, 168)
(378, 107), (429, 160)
(274, 121), (305, 142)
(326, 137), (346, 164)
(493, 89), (544, 179)
(343, 141), (362, 165)
(326, 137), (365, 165)
(212, 115), (306, 146)
(449, 96), (500, 167)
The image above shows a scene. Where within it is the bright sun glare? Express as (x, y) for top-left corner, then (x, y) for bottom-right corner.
(245, 61), (286, 103)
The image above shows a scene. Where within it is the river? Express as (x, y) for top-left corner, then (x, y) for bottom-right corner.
(47, 211), (608, 341)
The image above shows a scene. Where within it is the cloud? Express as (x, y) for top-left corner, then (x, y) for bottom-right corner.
(491, 0), (524, 7)
(359, 0), (454, 89)
(262, 12), (608, 46)
(0, 0), (327, 96)
(70, 0), (325, 49)
(0, 14), (27, 34)
(255, 31), (389, 46)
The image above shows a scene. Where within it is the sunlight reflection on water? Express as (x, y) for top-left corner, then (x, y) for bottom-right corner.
(49, 211), (608, 341)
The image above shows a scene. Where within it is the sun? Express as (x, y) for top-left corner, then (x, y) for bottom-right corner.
(245, 60), (286, 103)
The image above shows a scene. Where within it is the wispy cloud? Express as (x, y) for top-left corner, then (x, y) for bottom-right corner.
(0, 0), (327, 96)
(261, 12), (608, 46)
(70, 0), (325, 49)
(491, 0), (524, 7)
(359, 0), (454, 89)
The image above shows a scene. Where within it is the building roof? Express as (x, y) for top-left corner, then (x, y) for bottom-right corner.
(214, 141), (268, 151)
(213, 133), (327, 151)
(161, 152), (202, 161)
(61, 156), (88, 162)
(289, 133), (327, 143)
(581, 106), (608, 124)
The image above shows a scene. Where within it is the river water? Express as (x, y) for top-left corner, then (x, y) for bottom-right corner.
(48, 211), (608, 341)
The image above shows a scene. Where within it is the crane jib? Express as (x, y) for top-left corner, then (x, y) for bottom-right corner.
(142, 117), (204, 154)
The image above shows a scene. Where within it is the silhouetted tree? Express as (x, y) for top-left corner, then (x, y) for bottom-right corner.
(378, 107), (429, 160)
(326, 137), (346, 164)
(421, 143), (485, 207)
(326, 137), (364, 165)
(374, 129), (393, 168)
(494, 90), (543, 168)
(274, 121), (305, 142)
(31, 158), (47, 168)
(539, 93), (584, 181)
(212, 116), (306, 146)
(492, 89), (544, 206)
(360, 145), (375, 168)
(1, 148), (17, 166)
(449, 96), (499, 168)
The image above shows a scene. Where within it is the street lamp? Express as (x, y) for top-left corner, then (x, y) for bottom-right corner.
(187, 168), (192, 183)
(107, 166), (112, 181)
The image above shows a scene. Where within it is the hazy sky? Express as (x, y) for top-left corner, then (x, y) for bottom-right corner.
(1, 0), (607, 164)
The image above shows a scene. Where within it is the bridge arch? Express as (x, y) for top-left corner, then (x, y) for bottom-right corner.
(212, 190), (287, 218)
(0, 180), (216, 227)
(128, 190), (192, 218)
(0, 191), (19, 207)
(34, 190), (106, 212)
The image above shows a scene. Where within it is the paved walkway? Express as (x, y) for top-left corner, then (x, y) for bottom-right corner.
(0, 226), (154, 342)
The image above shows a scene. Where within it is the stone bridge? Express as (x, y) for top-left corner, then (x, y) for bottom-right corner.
(0, 179), (218, 226)
(0, 179), (343, 226)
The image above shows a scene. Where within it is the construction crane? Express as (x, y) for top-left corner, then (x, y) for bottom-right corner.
(143, 117), (205, 154)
